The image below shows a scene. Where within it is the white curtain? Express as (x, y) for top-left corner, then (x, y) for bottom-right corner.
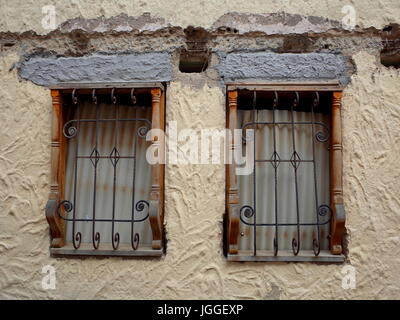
(64, 102), (153, 249)
(237, 109), (330, 253)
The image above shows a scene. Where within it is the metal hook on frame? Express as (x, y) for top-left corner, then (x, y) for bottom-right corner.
(313, 91), (320, 108)
(273, 91), (279, 108)
(293, 91), (300, 108)
(92, 88), (97, 104)
(111, 88), (117, 105)
(130, 88), (137, 105)
(72, 88), (78, 105)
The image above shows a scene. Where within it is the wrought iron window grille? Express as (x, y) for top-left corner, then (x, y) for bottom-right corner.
(225, 84), (346, 262)
(45, 84), (165, 257)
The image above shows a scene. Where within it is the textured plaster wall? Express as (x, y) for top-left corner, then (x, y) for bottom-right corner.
(1, 0), (400, 33)
(1, 50), (400, 300)
(0, 0), (400, 300)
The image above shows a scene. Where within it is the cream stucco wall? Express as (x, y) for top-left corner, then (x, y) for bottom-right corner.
(1, 0), (400, 33)
(1, 0), (400, 299)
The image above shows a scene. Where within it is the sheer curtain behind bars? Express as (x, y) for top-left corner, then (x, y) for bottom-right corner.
(237, 108), (331, 253)
(64, 101), (153, 249)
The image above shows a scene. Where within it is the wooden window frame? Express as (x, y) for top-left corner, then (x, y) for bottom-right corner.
(225, 82), (346, 262)
(45, 82), (165, 257)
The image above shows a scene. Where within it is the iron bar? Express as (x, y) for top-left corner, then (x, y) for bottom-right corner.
(311, 92), (321, 256)
(290, 92), (301, 256)
(252, 90), (257, 256)
(239, 205), (331, 227)
(272, 91), (279, 256)
(131, 88), (139, 250)
(255, 159), (313, 163)
(239, 90), (332, 256)
(63, 118), (151, 139)
(110, 88), (120, 250)
(242, 121), (329, 143)
(77, 155), (136, 159)
(71, 88), (82, 249)
(91, 89), (100, 249)
(57, 200), (149, 223)
(57, 87), (152, 251)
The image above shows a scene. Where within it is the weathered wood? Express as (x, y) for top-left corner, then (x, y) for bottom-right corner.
(50, 244), (163, 257)
(149, 88), (165, 250)
(226, 90), (240, 254)
(45, 90), (65, 248)
(227, 81), (343, 92)
(227, 250), (345, 263)
(50, 82), (164, 90)
(330, 91), (346, 254)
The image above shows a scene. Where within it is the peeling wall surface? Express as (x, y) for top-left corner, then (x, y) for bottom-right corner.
(1, 0), (400, 33)
(1, 0), (400, 300)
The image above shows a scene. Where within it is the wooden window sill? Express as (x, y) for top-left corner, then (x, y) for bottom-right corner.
(227, 250), (345, 263)
(50, 244), (163, 258)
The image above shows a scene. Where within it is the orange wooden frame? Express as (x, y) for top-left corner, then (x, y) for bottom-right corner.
(45, 86), (165, 252)
(225, 87), (346, 255)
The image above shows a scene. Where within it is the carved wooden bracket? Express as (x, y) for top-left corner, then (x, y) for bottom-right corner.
(149, 88), (165, 249)
(226, 90), (240, 254)
(46, 90), (66, 248)
(330, 91), (346, 254)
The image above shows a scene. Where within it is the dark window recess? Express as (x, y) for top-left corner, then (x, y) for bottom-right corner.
(381, 24), (400, 68)
(179, 27), (210, 73)
(179, 48), (210, 73)
(381, 44), (400, 68)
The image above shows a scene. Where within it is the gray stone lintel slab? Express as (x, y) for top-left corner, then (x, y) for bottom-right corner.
(216, 52), (351, 85)
(18, 52), (173, 86)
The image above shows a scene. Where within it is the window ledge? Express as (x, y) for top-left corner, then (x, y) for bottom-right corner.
(50, 244), (163, 258)
(227, 250), (345, 263)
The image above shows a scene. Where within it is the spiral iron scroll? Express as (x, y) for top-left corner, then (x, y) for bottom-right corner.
(62, 88), (151, 140)
(131, 200), (149, 250)
(241, 91), (330, 144)
(56, 200), (150, 250)
(239, 204), (332, 255)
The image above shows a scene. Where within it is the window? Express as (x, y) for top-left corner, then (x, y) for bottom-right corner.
(225, 83), (346, 262)
(45, 83), (165, 257)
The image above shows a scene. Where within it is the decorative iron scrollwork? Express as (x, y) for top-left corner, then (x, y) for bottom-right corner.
(57, 88), (152, 251)
(237, 90), (334, 257)
(292, 238), (299, 256)
(56, 199), (150, 250)
(56, 200), (150, 223)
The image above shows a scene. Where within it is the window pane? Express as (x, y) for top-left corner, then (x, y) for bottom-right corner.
(64, 101), (153, 250)
(237, 106), (330, 254)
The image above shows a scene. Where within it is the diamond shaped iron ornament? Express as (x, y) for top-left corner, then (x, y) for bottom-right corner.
(89, 148), (100, 167)
(109, 147), (120, 167)
(290, 151), (301, 169)
(270, 151), (281, 169)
